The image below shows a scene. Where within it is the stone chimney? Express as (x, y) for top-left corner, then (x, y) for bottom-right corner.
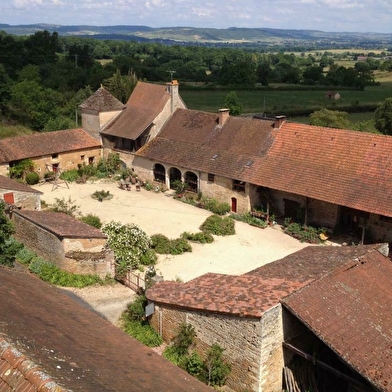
(166, 80), (179, 113)
(274, 115), (287, 129)
(218, 109), (230, 126)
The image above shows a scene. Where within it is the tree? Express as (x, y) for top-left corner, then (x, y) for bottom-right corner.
(224, 91), (243, 116)
(103, 68), (138, 103)
(310, 109), (351, 129)
(0, 201), (22, 267)
(374, 98), (392, 135)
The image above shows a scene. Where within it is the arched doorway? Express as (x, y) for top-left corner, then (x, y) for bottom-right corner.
(231, 197), (237, 213)
(185, 171), (198, 193)
(153, 163), (166, 183)
(169, 167), (182, 189)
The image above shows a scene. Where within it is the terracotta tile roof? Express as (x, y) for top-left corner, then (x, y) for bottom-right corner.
(282, 249), (392, 391)
(102, 82), (171, 139)
(147, 244), (382, 318)
(147, 274), (307, 318)
(0, 267), (211, 391)
(14, 210), (107, 239)
(245, 243), (382, 281)
(249, 122), (392, 218)
(0, 175), (42, 194)
(0, 336), (70, 391)
(0, 129), (101, 164)
(79, 86), (126, 111)
(136, 109), (274, 180)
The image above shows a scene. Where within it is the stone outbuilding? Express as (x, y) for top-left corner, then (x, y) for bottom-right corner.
(146, 244), (388, 392)
(0, 175), (42, 210)
(12, 210), (113, 277)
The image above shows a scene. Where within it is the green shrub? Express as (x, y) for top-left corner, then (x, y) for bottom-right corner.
(51, 197), (80, 217)
(151, 234), (192, 255)
(102, 222), (153, 270)
(170, 238), (192, 255)
(80, 214), (102, 229)
(28, 258), (107, 287)
(202, 344), (231, 387)
(139, 249), (157, 266)
(121, 294), (163, 347)
(200, 215), (235, 236)
(151, 234), (171, 254)
(230, 213), (267, 228)
(25, 171), (39, 185)
(60, 169), (79, 182)
(182, 231), (214, 244)
(284, 222), (321, 244)
(122, 320), (163, 347)
(202, 198), (231, 215)
(16, 247), (36, 265)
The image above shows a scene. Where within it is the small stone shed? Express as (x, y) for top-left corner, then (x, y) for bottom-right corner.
(12, 210), (114, 277)
(146, 244), (388, 392)
(0, 175), (42, 210)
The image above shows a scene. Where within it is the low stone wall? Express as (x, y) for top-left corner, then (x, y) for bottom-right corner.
(12, 212), (113, 277)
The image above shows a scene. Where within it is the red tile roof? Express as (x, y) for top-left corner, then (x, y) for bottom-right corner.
(137, 109), (274, 180)
(0, 129), (101, 164)
(147, 244), (382, 318)
(0, 337), (70, 392)
(79, 86), (125, 111)
(137, 113), (392, 217)
(0, 266), (211, 391)
(0, 175), (42, 194)
(102, 82), (171, 139)
(282, 249), (392, 391)
(250, 122), (392, 218)
(14, 210), (107, 239)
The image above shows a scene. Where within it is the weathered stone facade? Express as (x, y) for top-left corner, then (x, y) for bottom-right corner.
(149, 303), (286, 392)
(12, 211), (113, 277)
(0, 189), (41, 210)
(31, 147), (102, 178)
(82, 108), (123, 141)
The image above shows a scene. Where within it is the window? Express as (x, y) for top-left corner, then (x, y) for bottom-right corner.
(52, 153), (58, 159)
(208, 173), (215, 183)
(233, 180), (245, 192)
(80, 155), (85, 160)
(88, 157), (94, 165)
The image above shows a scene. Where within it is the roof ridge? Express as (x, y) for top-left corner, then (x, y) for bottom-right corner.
(0, 336), (71, 391)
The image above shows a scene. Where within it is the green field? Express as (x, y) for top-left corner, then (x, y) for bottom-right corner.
(181, 82), (392, 122)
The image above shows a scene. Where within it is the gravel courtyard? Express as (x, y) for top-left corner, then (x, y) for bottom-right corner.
(33, 179), (310, 324)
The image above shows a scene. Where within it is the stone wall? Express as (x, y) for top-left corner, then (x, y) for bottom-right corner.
(259, 304), (285, 391)
(81, 109), (101, 140)
(12, 213), (113, 277)
(0, 190), (41, 210)
(31, 147), (102, 179)
(150, 304), (269, 392)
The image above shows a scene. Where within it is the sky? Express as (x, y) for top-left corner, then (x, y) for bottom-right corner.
(1, 0), (391, 34)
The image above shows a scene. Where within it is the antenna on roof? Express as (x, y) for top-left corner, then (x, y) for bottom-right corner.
(167, 70), (176, 82)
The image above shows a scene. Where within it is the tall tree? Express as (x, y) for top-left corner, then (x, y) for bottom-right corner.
(224, 91), (243, 116)
(374, 98), (392, 135)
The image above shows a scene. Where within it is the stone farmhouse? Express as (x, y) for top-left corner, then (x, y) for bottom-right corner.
(12, 209), (113, 277)
(0, 128), (102, 178)
(80, 81), (186, 167)
(146, 244), (391, 392)
(0, 266), (211, 392)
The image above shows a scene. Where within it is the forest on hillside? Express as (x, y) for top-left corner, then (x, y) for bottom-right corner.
(1, 29), (392, 133)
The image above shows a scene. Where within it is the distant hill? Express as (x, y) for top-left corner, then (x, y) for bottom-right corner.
(1, 24), (392, 48)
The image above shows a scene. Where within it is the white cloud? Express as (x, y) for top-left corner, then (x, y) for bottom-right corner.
(0, 0), (391, 33)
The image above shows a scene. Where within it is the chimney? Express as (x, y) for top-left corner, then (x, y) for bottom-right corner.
(166, 80), (179, 113)
(274, 115), (286, 129)
(219, 109), (230, 126)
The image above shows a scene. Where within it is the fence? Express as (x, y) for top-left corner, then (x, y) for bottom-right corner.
(110, 261), (146, 292)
